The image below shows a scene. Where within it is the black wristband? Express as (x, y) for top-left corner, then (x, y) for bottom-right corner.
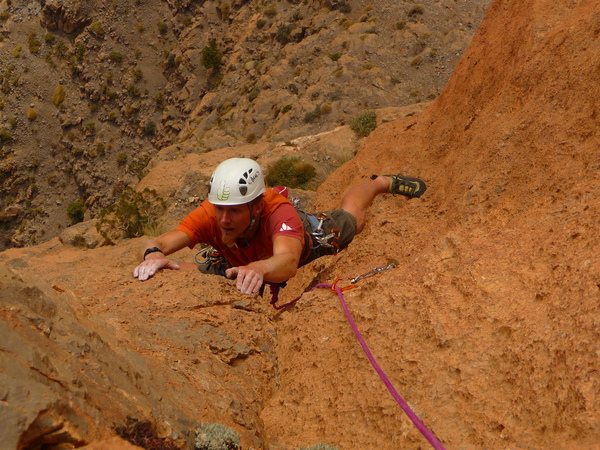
(143, 247), (163, 260)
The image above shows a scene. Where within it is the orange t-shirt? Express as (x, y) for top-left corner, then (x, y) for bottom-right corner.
(176, 188), (304, 268)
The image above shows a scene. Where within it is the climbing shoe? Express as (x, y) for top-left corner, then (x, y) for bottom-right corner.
(372, 174), (427, 198)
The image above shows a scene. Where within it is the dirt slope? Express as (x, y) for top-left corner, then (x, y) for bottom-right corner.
(1, 0), (599, 449)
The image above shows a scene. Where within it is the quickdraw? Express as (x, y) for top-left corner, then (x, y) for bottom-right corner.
(328, 259), (399, 293)
(350, 259), (398, 284)
(270, 260), (399, 309)
(195, 246), (228, 269)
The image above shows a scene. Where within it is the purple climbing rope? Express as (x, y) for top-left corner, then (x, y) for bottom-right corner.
(270, 282), (446, 450)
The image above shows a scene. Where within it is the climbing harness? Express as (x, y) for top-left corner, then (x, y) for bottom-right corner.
(269, 264), (446, 450)
(307, 212), (341, 251)
(195, 246), (230, 276)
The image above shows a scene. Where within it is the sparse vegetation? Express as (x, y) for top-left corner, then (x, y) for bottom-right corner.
(221, 2), (231, 20)
(350, 111), (377, 137)
(143, 121), (156, 136)
(109, 51), (123, 63)
(27, 108), (37, 121)
(0, 128), (13, 142)
(88, 20), (105, 36)
(158, 21), (168, 35)
(265, 156), (316, 189)
(67, 200), (85, 223)
(201, 40), (222, 70)
(28, 33), (41, 54)
(275, 24), (292, 44)
(195, 422), (240, 450)
(408, 5), (425, 17)
(96, 187), (166, 240)
(52, 85), (65, 107)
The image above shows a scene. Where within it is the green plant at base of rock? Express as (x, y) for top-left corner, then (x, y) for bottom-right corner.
(96, 187), (166, 241)
(195, 422), (240, 450)
(265, 156), (316, 189)
(350, 110), (377, 137)
(67, 200), (85, 223)
(201, 40), (222, 70)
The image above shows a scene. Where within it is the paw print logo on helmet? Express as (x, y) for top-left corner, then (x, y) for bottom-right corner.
(208, 158), (266, 205)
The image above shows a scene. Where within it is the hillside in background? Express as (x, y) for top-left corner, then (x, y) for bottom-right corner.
(1, 0), (600, 449)
(0, 0), (488, 250)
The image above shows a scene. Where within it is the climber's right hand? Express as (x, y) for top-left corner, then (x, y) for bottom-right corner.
(133, 257), (181, 281)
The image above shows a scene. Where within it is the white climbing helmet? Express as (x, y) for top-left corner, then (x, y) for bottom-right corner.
(207, 158), (266, 205)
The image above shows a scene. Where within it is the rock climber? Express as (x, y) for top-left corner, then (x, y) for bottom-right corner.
(133, 157), (426, 294)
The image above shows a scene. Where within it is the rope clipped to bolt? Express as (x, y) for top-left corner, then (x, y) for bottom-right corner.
(268, 263), (446, 450)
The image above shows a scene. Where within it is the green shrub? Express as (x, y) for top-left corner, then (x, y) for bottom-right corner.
(195, 422), (240, 450)
(201, 40), (222, 70)
(82, 122), (96, 134)
(28, 32), (41, 54)
(337, 2), (351, 13)
(350, 111), (377, 137)
(44, 33), (56, 44)
(52, 85), (65, 106)
(88, 20), (105, 36)
(27, 108), (37, 121)
(0, 128), (13, 142)
(158, 22), (168, 34)
(265, 157), (316, 189)
(109, 51), (123, 62)
(117, 153), (128, 165)
(132, 67), (143, 82)
(96, 187), (166, 240)
(221, 2), (231, 20)
(408, 5), (424, 16)
(143, 121), (156, 136)
(67, 200), (85, 223)
(275, 24), (292, 44)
